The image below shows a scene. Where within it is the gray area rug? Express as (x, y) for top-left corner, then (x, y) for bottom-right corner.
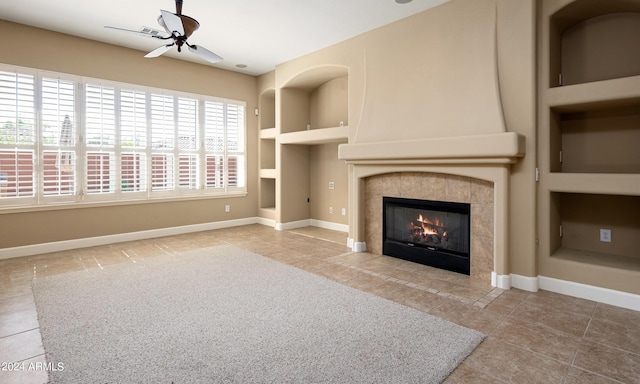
(33, 244), (484, 383)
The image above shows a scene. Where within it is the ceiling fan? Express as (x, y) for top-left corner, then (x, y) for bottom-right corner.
(105, 0), (223, 64)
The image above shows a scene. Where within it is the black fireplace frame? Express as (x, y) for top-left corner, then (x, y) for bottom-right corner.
(382, 196), (471, 275)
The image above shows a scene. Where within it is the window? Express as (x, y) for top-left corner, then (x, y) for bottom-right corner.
(0, 65), (247, 207)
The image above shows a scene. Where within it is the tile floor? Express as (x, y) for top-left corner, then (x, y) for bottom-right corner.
(1, 224), (638, 383)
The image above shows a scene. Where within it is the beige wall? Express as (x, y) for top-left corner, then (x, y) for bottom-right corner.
(0, 20), (259, 248)
(309, 144), (348, 225)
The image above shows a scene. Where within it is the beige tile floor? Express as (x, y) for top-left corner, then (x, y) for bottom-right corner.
(1, 224), (638, 383)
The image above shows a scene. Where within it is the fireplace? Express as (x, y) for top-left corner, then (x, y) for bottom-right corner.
(383, 196), (471, 275)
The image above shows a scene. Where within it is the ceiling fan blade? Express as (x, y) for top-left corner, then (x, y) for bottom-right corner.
(160, 9), (184, 36)
(145, 44), (174, 58)
(104, 26), (167, 39)
(188, 45), (223, 64)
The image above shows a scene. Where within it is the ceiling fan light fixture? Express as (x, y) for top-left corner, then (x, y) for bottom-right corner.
(105, 0), (222, 64)
(395, 0), (413, 4)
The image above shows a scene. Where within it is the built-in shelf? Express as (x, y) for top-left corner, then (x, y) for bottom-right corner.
(549, 102), (640, 174)
(259, 89), (276, 130)
(260, 137), (275, 170)
(280, 70), (348, 134)
(546, 75), (640, 108)
(546, 191), (640, 286)
(552, 247), (640, 272)
(260, 178), (276, 211)
(259, 207), (276, 221)
(259, 169), (276, 179)
(260, 128), (276, 139)
(279, 126), (348, 145)
(549, 2), (640, 88)
(545, 173), (640, 195)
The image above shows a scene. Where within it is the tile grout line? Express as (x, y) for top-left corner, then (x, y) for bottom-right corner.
(563, 301), (600, 383)
(328, 258), (501, 308)
(0, 326), (40, 340)
(484, 290), (531, 337)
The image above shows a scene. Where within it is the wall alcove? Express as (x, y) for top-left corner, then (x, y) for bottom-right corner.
(276, 65), (350, 229)
(258, 88), (276, 220)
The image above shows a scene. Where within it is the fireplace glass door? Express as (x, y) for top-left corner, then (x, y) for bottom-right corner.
(383, 197), (470, 274)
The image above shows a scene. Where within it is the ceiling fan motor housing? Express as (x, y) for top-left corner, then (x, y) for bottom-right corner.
(157, 14), (200, 38)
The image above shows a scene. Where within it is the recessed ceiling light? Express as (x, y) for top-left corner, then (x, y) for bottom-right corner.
(395, 0), (413, 4)
(235, 64), (248, 69)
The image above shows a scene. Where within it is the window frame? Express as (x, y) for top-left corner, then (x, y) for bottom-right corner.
(0, 64), (247, 210)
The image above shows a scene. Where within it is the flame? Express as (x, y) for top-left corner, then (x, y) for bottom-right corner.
(417, 214), (444, 227)
(410, 213), (446, 237)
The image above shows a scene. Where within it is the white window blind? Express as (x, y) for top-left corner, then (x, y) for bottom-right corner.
(0, 64), (247, 208)
(151, 153), (174, 191)
(0, 70), (36, 199)
(85, 84), (116, 196)
(204, 101), (225, 189)
(121, 152), (146, 193)
(151, 94), (174, 150)
(177, 97), (198, 191)
(0, 71), (35, 145)
(41, 77), (77, 198)
(120, 89), (147, 194)
(226, 103), (246, 188)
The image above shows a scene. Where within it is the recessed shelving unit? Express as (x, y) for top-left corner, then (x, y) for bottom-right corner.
(549, 102), (640, 174)
(260, 178), (276, 219)
(280, 73), (348, 142)
(258, 88), (276, 221)
(539, 0), (640, 294)
(549, 192), (640, 269)
(259, 89), (276, 131)
(548, 1), (640, 88)
(277, 66), (350, 226)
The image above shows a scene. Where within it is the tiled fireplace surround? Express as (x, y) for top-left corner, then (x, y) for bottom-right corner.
(339, 132), (526, 289)
(364, 172), (494, 283)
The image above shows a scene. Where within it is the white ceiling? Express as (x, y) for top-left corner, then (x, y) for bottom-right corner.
(0, 0), (448, 76)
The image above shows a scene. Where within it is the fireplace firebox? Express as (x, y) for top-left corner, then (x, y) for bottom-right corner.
(383, 197), (471, 275)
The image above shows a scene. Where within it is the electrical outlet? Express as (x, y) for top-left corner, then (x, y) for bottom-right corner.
(225, 204), (230, 213)
(600, 229), (611, 243)
(329, 181), (335, 190)
(341, 208), (346, 216)
(329, 207), (333, 214)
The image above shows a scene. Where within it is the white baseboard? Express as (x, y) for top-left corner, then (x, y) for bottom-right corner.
(348, 239), (366, 252)
(274, 219), (311, 231)
(539, 276), (640, 311)
(495, 273), (639, 311)
(256, 217), (276, 228)
(275, 219), (349, 233)
(0, 217), (260, 260)
(491, 272), (512, 290)
(511, 274), (540, 292)
(309, 219), (348, 233)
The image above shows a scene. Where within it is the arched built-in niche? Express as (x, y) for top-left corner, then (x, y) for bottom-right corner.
(276, 65), (350, 229)
(549, 0), (640, 87)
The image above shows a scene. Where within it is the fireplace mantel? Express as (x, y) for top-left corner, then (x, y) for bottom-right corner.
(338, 132), (525, 165)
(338, 132), (526, 289)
